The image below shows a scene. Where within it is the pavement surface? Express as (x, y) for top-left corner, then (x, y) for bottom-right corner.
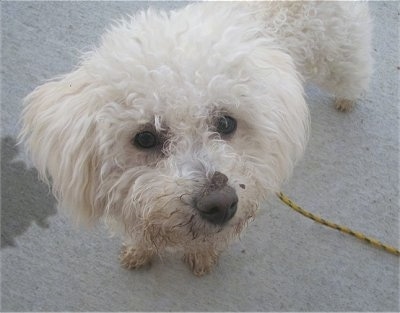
(1, 1), (399, 312)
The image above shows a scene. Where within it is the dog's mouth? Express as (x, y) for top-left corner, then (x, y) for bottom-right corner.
(159, 187), (255, 244)
(164, 172), (252, 240)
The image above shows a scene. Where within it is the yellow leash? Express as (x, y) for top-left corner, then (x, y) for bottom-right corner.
(277, 192), (400, 256)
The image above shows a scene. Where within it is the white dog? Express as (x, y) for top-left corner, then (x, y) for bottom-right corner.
(20, 2), (372, 276)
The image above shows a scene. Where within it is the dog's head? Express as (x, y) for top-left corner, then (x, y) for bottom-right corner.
(20, 4), (308, 247)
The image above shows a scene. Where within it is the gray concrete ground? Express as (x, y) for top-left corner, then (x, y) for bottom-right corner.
(1, 1), (399, 311)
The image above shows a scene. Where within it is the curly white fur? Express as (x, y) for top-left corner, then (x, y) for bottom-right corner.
(20, 2), (371, 275)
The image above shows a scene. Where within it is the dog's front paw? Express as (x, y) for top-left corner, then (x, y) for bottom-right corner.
(183, 250), (219, 277)
(119, 245), (153, 270)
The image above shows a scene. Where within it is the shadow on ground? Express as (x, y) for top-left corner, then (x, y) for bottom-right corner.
(1, 136), (57, 248)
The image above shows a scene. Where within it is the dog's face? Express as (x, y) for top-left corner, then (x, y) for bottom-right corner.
(21, 4), (308, 248)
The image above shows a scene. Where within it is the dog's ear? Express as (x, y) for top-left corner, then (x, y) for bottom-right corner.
(20, 68), (102, 225)
(246, 44), (310, 186)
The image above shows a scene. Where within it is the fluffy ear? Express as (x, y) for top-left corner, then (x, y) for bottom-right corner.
(20, 68), (102, 225)
(246, 43), (310, 188)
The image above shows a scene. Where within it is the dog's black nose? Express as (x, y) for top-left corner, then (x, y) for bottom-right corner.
(195, 172), (238, 225)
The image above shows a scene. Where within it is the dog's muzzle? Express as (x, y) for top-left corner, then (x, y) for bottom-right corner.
(195, 171), (238, 225)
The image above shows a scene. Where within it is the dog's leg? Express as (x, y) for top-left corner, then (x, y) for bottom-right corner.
(303, 3), (373, 112)
(119, 241), (155, 270)
(317, 49), (372, 112)
(183, 247), (220, 276)
(320, 55), (372, 112)
(334, 98), (355, 112)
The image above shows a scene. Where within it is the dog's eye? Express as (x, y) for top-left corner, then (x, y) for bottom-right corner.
(133, 131), (158, 149)
(216, 115), (237, 135)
